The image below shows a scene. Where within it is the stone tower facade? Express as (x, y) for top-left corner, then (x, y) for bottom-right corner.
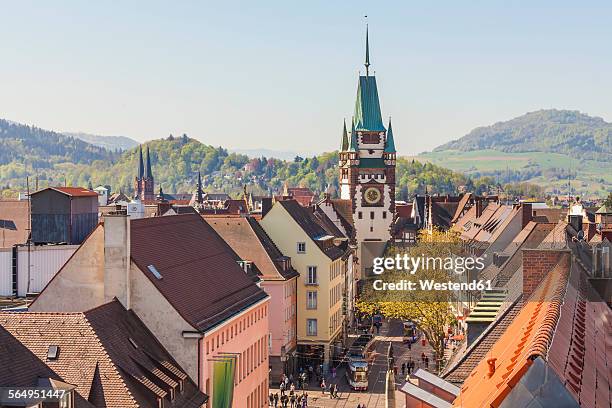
(338, 26), (396, 244)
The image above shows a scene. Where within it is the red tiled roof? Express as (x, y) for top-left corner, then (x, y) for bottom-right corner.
(453, 251), (611, 408)
(0, 200), (29, 248)
(395, 203), (413, 218)
(0, 300), (207, 408)
(205, 216), (299, 281)
(453, 254), (571, 407)
(36, 186), (99, 197)
(276, 200), (345, 260)
(129, 214), (268, 332)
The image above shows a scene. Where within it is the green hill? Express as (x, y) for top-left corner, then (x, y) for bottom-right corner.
(0, 123), (468, 199)
(436, 109), (611, 161)
(424, 110), (612, 198)
(63, 132), (139, 151)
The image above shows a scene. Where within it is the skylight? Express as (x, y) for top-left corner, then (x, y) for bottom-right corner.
(147, 265), (163, 280)
(47, 345), (59, 360)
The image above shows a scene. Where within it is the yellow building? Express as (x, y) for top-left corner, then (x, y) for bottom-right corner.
(260, 200), (350, 370)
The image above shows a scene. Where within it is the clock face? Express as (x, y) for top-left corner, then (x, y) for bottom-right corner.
(364, 187), (382, 204)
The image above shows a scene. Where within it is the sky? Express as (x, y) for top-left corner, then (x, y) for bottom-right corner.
(1, 1), (612, 156)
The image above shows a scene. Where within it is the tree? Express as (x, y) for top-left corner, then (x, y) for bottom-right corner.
(356, 228), (461, 371)
(604, 192), (612, 208)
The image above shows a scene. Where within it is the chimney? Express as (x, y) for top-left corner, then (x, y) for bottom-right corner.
(104, 214), (130, 308)
(522, 249), (566, 299)
(521, 202), (533, 229)
(475, 198), (483, 218)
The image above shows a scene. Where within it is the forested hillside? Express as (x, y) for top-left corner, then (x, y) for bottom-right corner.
(0, 129), (470, 199)
(436, 109), (611, 161)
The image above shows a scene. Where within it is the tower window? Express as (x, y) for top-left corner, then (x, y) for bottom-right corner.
(370, 211), (375, 220)
(358, 212), (363, 219)
(383, 211), (387, 219)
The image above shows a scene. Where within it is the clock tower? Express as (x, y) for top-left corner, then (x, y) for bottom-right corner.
(339, 26), (396, 245)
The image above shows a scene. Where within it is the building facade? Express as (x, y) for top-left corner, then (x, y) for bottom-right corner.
(260, 200), (349, 370)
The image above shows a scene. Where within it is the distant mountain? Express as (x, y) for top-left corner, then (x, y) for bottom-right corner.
(64, 131), (139, 151)
(0, 119), (119, 168)
(435, 109), (611, 161)
(229, 148), (316, 161)
(0, 121), (468, 199)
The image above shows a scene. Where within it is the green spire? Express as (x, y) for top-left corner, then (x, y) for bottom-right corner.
(349, 120), (358, 152)
(365, 24), (370, 76)
(341, 119), (348, 151)
(384, 117), (396, 153)
(354, 76), (386, 132)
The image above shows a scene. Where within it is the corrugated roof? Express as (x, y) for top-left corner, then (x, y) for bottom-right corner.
(129, 214), (268, 332)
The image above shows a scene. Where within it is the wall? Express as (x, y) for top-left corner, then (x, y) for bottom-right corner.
(16, 245), (78, 296)
(29, 226), (105, 312)
(201, 299), (270, 408)
(0, 249), (12, 296)
(31, 190), (70, 243)
(353, 183), (393, 242)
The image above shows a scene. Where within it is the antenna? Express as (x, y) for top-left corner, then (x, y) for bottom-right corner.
(364, 16), (370, 76)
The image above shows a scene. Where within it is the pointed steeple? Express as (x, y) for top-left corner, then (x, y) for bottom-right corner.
(354, 25), (385, 132)
(384, 117), (396, 153)
(348, 120), (358, 152)
(365, 24), (370, 76)
(137, 145), (144, 180)
(341, 119), (349, 151)
(144, 146), (153, 180)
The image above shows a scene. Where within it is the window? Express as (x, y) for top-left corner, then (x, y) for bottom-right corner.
(370, 211), (375, 220)
(307, 319), (318, 336)
(307, 291), (317, 309)
(383, 211), (387, 219)
(307, 266), (318, 285)
(297, 242), (306, 253)
(358, 212), (363, 219)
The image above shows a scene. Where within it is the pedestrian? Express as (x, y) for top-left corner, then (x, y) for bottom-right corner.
(269, 393), (274, 406)
(401, 362), (406, 376)
(320, 378), (326, 394)
(290, 383), (295, 393)
(357, 404), (362, 408)
(274, 393), (279, 407)
(281, 394), (288, 408)
(280, 381), (285, 396)
(290, 394), (296, 408)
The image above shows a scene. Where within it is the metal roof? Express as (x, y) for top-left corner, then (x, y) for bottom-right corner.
(353, 75), (386, 132)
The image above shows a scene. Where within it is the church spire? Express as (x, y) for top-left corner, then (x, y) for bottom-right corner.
(341, 119), (349, 151)
(348, 120), (358, 152)
(384, 117), (396, 153)
(137, 145), (144, 180)
(144, 146), (153, 180)
(365, 23), (370, 76)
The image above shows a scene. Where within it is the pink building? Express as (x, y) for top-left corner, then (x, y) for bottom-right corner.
(30, 214), (270, 407)
(206, 216), (298, 382)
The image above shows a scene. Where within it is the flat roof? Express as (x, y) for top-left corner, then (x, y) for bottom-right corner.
(399, 381), (452, 408)
(413, 368), (460, 396)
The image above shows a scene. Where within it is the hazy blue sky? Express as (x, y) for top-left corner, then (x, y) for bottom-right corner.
(2, 1), (612, 155)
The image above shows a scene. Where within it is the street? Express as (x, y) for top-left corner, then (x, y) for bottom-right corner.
(269, 319), (435, 407)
